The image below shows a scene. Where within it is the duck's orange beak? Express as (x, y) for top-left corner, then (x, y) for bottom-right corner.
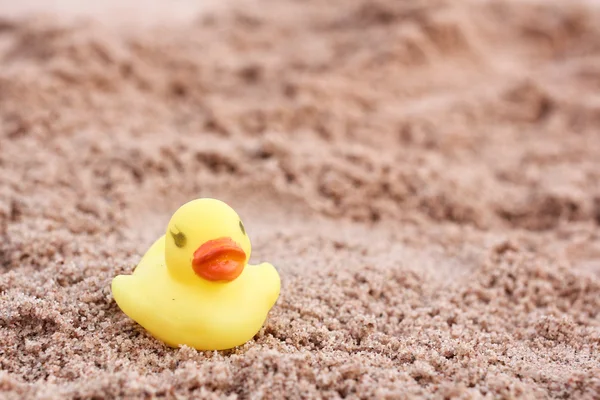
(192, 238), (246, 282)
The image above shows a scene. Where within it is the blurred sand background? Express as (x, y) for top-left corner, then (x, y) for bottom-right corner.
(0, 0), (599, 398)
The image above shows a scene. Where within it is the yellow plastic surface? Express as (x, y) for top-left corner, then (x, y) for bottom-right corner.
(111, 198), (281, 350)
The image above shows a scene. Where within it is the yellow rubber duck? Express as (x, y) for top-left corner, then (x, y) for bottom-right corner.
(111, 198), (280, 350)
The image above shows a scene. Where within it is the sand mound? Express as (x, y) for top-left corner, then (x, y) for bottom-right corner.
(1, 0), (599, 398)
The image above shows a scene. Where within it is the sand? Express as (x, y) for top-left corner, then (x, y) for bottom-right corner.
(0, 0), (599, 398)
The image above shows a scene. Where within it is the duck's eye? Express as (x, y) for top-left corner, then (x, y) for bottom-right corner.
(239, 220), (246, 235)
(170, 229), (186, 248)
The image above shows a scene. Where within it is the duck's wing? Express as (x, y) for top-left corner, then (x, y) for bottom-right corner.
(250, 262), (281, 309)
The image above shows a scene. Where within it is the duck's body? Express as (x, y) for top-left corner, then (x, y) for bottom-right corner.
(111, 198), (281, 350)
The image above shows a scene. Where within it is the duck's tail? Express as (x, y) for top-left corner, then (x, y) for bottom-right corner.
(111, 274), (139, 321)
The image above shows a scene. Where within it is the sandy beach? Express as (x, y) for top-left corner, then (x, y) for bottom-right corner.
(1, 0), (599, 398)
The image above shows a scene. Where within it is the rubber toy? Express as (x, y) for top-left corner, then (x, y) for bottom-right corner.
(111, 198), (280, 350)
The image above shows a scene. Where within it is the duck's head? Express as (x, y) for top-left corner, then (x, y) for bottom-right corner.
(165, 198), (251, 283)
